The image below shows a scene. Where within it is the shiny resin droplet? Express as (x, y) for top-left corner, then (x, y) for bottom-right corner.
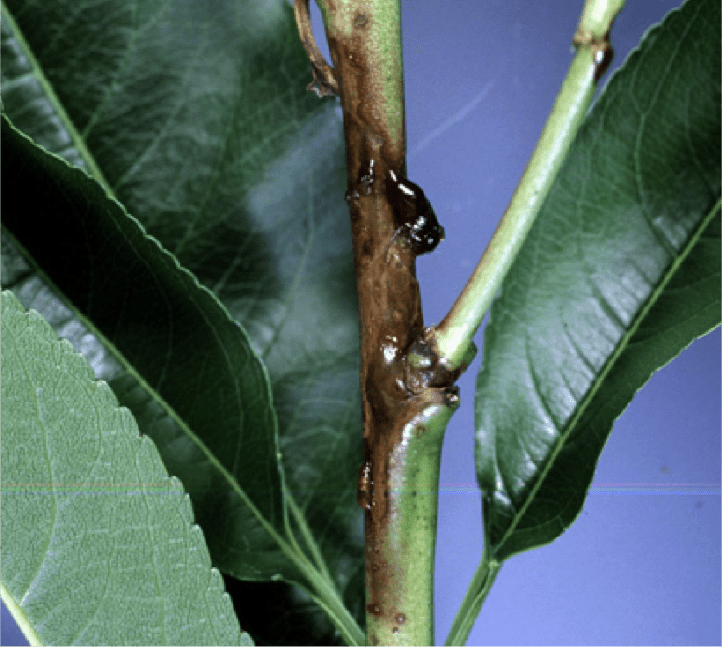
(386, 169), (444, 255)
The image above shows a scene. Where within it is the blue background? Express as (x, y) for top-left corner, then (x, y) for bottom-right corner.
(401, 1), (721, 644)
(2, 0), (719, 645)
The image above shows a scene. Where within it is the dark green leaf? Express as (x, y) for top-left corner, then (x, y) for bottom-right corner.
(1, 290), (253, 646)
(475, 0), (720, 561)
(1, 0), (363, 633)
(2, 116), (293, 580)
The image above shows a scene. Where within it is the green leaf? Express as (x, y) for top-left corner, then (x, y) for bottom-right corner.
(1, 0), (364, 637)
(475, 0), (720, 562)
(2, 116), (294, 581)
(0, 290), (253, 646)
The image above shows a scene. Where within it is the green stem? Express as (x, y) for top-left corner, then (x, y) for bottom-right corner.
(444, 549), (502, 647)
(285, 493), (368, 645)
(276, 510), (364, 646)
(434, 0), (625, 368)
(281, 495), (363, 645)
(286, 493), (333, 582)
(366, 402), (456, 646)
(296, 556), (366, 646)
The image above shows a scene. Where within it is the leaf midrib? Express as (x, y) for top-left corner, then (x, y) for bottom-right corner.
(2, 3), (113, 193)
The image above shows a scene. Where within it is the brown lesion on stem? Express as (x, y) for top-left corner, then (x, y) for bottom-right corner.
(294, 1), (457, 642)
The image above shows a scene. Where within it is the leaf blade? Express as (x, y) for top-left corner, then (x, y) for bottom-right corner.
(0, 290), (253, 646)
(475, 0), (721, 561)
(1, 116), (295, 581)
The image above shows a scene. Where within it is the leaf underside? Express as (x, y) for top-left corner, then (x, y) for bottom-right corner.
(475, 0), (721, 561)
(1, 291), (253, 646)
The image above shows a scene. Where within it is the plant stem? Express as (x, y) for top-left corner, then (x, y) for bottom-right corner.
(433, 0), (626, 369)
(365, 401), (456, 645)
(295, 1), (462, 644)
(276, 512), (364, 645)
(285, 495), (368, 644)
(297, 556), (366, 646)
(286, 493), (333, 582)
(444, 549), (502, 647)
